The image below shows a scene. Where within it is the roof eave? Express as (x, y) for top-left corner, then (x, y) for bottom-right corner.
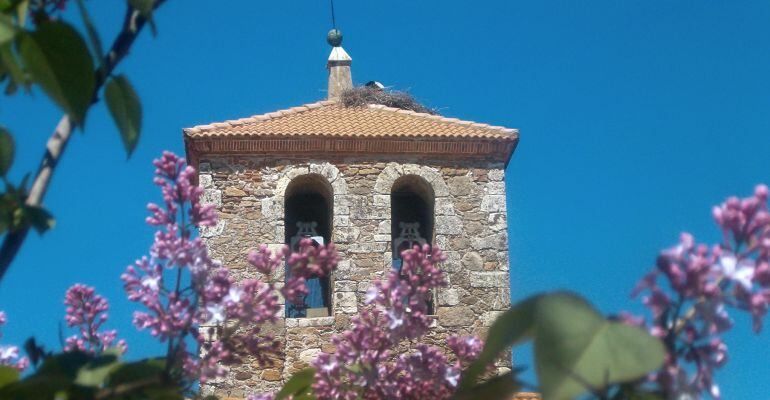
(183, 132), (517, 167)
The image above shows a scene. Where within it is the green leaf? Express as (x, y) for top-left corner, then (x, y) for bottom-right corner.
(74, 0), (104, 64)
(0, 126), (13, 176)
(0, 366), (19, 388)
(0, 374), (77, 400)
(276, 368), (315, 400)
(0, 44), (27, 89)
(23, 205), (54, 234)
(37, 351), (94, 379)
(75, 353), (120, 387)
(107, 357), (165, 387)
(459, 295), (539, 389)
(0, 14), (15, 46)
(453, 372), (520, 400)
(534, 292), (665, 400)
(16, 0), (28, 27)
(105, 75), (142, 156)
(19, 21), (95, 125)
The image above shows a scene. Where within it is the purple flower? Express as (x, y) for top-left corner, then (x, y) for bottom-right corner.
(124, 152), (302, 386)
(309, 245), (482, 400)
(0, 313), (27, 371)
(63, 284), (126, 355)
(634, 184), (770, 398)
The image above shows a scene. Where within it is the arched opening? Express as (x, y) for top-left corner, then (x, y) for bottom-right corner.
(284, 174), (333, 318)
(391, 175), (435, 314)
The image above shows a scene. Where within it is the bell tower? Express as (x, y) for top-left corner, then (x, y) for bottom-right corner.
(184, 31), (518, 396)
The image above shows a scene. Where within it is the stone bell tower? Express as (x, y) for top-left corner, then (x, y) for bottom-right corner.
(183, 30), (519, 397)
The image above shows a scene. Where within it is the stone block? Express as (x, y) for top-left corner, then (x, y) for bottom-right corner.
(435, 197), (456, 216)
(481, 195), (506, 213)
(470, 271), (508, 288)
(201, 189), (222, 207)
(293, 317), (334, 328)
(335, 292), (358, 313)
(348, 242), (386, 253)
(440, 251), (462, 272)
(486, 181), (506, 195)
(431, 177), (450, 197)
(437, 306), (473, 327)
(334, 215), (350, 227)
(435, 235), (449, 249)
(309, 162), (339, 182)
(334, 226), (361, 243)
(225, 187), (247, 197)
(435, 216), (463, 235)
(199, 174), (213, 188)
(285, 166), (309, 180)
(200, 220), (226, 238)
(461, 252), (484, 271)
(438, 288), (460, 306)
(488, 169), (505, 181)
(447, 176), (477, 197)
(332, 178), (348, 195)
(299, 348), (321, 364)
(261, 197), (283, 219)
(335, 260), (353, 279)
(261, 369), (282, 381)
(471, 232), (507, 251)
(373, 194), (390, 209)
(488, 213), (507, 232)
(376, 220), (391, 234)
(481, 311), (504, 327)
(334, 280), (357, 292)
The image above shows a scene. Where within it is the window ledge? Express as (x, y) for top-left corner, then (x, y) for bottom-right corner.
(285, 316), (335, 328)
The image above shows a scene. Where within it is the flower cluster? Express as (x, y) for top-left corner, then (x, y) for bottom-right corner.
(63, 284), (126, 354)
(283, 238), (340, 306)
(310, 245), (484, 400)
(0, 312), (27, 371)
(122, 152), (334, 385)
(632, 184), (770, 399)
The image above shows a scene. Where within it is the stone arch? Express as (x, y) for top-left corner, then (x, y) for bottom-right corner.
(284, 173), (334, 244)
(373, 163), (449, 198)
(265, 163), (347, 318)
(391, 174), (435, 250)
(373, 163), (454, 264)
(272, 163), (348, 225)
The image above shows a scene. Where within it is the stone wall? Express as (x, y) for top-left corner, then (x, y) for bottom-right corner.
(196, 155), (511, 397)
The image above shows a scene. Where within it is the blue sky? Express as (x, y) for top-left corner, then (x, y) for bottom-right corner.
(2, 0), (769, 397)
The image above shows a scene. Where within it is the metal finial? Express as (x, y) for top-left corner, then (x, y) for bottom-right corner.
(327, 29), (343, 47)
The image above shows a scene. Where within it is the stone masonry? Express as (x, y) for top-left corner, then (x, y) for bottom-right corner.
(195, 155), (511, 397)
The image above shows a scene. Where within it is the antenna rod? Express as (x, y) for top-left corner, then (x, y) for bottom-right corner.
(330, 0), (337, 28)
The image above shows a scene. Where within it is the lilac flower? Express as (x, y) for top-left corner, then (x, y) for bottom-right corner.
(124, 152), (325, 386)
(63, 284), (126, 355)
(310, 245), (486, 400)
(632, 184), (770, 399)
(719, 253), (754, 290)
(0, 312), (27, 371)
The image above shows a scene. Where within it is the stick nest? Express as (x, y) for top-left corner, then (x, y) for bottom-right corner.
(339, 86), (437, 115)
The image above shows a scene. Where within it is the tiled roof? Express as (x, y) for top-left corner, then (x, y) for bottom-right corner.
(183, 100), (518, 141)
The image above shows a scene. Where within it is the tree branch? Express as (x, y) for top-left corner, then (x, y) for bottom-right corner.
(0, 0), (168, 283)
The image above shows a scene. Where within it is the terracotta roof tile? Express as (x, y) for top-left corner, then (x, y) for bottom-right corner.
(183, 100), (518, 141)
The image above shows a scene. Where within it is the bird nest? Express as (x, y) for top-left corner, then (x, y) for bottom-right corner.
(339, 86), (437, 115)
